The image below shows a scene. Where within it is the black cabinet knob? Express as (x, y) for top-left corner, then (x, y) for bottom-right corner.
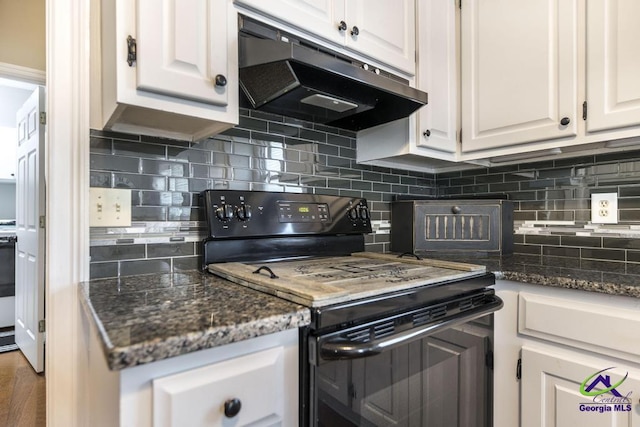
(560, 117), (570, 126)
(451, 206), (462, 214)
(338, 20), (347, 31)
(423, 130), (431, 137)
(224, 398), (242, 418)
(351, 26), (359, 36)
(215, 74), (227, 87)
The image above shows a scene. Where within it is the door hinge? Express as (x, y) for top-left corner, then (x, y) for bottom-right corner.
(458, 129), (462, 144)
(516, 358), (522, 380)
(39, 112), (46, 125)
(39, 215), (45, 229)
(38, 320), (45, 333)
(459, 0), (462, 9)
(582, 101), (588, 120)
(127, 35), (137, 67)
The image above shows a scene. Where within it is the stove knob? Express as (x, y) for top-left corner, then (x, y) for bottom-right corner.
(348, 207), (359, 220)
(216, 204), (234, 221)
(236, 204), (252, 221)
(359, 206), (370, 220)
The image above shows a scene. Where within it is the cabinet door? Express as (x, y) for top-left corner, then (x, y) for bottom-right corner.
(416, 0), (459, 154)
(234, 0), (345, 45)
(153, 346), (289, 427)
(586, 0), (640, 133)
(461, 0), (578, 153)
(521, 346), (640, 427)
(136, 0), (229, 106)
(344, 0), (415, 75)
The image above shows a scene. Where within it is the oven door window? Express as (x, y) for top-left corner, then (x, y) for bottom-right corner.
(312, 321), (493, 427)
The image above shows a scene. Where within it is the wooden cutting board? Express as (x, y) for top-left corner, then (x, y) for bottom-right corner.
(208, 254), (486, 307)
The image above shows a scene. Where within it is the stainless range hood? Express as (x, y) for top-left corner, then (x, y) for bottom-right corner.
(238, 18), (428, 132)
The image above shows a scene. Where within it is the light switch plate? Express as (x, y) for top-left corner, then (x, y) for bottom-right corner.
(90, 188), (132, 227)
(591, 192), (618, 224)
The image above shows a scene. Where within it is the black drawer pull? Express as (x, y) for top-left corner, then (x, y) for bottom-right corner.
(224, 398), (242, 417)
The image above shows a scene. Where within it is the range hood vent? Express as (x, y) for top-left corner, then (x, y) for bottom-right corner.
(238, 18), (428, 132)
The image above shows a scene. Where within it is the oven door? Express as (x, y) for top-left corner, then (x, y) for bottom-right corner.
(308, 293), (502, 427)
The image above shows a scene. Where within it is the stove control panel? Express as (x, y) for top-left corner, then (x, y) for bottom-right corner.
(202, 190), (372, 239)
(277, 201), (330, 223)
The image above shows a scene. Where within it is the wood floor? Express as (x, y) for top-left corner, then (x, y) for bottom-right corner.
(0, 350), (46, 427)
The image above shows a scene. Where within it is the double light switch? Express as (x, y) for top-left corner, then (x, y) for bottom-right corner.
(90, 188), (132, 227)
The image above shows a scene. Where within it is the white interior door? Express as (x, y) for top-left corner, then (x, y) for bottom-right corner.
(15, 86), (45, 373)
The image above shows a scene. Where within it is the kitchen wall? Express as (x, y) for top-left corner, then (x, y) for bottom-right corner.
(0, 182), (15, 219)
(0, 0), (46, 72)
(90, 109), (640, 279)
(437, 151), (640, 273)
(89, 109), (437, 279)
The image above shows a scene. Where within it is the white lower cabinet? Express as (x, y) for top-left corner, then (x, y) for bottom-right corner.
(494, 281), (640, 427)
(153, 346), (288, 427)
(521, 346), (640, 427)
(80, 308), (300, 427)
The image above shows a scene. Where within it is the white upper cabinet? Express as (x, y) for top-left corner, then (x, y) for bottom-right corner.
(234, 0), (345, 45)
(93, 0), (238, 141)
(416, 0), (459, 155)
(460, 0), (578, 155)
(586, 0), (640, 133)
(234, 0), (416, 75)
(357, 0), (640, 173)
(355, 0), (459, 174)
(136, 0), (230, 107)
(342, 0), (415, 75)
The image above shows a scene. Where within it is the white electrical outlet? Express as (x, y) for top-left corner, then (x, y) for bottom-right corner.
(90, 188), (132, 227)
(591, 192), (618, 224)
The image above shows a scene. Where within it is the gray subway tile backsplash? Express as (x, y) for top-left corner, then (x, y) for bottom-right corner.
(90, 111), (640, 279)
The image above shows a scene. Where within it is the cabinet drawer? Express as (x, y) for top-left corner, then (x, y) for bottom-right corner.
(518, 292), (640, 362)
(153, 346), (287, 427)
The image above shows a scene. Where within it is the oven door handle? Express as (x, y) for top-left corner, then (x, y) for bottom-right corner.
(318, 295), (503, 362)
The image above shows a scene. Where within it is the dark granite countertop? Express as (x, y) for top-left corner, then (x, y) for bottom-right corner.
(79, 270), (311, 371)
(79, 253), (640, 371)
(424, 253), (640, 298)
